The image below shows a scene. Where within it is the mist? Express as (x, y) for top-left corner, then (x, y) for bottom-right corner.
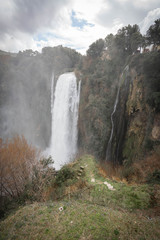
(0, 47), (81, 149)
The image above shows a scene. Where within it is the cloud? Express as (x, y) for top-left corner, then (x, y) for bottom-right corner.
(0, 32), (38, 53)
(33, 22), (108, 55)
(71, 0), (109, 23)
(0, 0), (16, 37)
(96, 0), (159, 28)
(2, 0), (70, 34)
(132, 0), (160, 10)
(139, 8), (160, 34)
(0, 0), (72, 52)
(0, 0), (160, 54)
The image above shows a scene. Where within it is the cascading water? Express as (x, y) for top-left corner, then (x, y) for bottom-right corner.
(106, 83), (120, 161)
(106, 65), (129, 162)
(51, 73), (54, 117)
(49, 72), (81, 170)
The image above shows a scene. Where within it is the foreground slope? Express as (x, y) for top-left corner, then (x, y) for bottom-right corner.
(1, 200), (160, 240)
(1, 156), (160, 240)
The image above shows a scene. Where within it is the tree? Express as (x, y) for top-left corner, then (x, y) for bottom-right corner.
(146, 19), (160, 48)
(87, 39), (105, 58)
(131, 32), (143, 53)
(105, 34), (114, 49)
(115, 24), (143, 55)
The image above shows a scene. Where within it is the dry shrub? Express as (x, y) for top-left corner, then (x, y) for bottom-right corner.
(99, 161), (125, 182)
(99, 152), (160, 183)
(132, 153), (160, 183)
(28, 156), (56, 201)
(0, 135), (40, 198)
(0, 135), (55, 201)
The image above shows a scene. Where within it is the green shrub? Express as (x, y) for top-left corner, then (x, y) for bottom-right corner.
(147, 170), (160, 184)
(55, 166), (76, 186)
(40, 156), (54, 168)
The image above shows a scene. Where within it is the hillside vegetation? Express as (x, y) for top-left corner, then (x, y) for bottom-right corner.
(77, 20), (160, 181)
(1, 155), (160, 240)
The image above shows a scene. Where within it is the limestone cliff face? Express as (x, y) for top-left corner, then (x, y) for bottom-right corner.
(119, 63), (160, 166)
(105, 52), (160, 166)
(106, 65), (130, 165)
(78, 52), (160, 165)
(122, 69), (147, 165)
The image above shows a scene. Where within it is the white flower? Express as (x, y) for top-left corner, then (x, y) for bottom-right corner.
(59, 207), (63, 211)
(91, 178), (95, 183)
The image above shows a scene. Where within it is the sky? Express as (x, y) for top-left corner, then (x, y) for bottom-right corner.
(0, 0), (160, 55)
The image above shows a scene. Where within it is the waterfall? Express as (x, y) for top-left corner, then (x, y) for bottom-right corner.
(106, 84), (120, 161)
(51, 73), (54, 116)
(49, 72), (81, 170)
(106, 65), (129, 162)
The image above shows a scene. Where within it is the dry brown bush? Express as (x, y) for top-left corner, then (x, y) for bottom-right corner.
(0, 135), (40, 198)
(99, 153), (160, 183)
(132, 153), (160, 183)
(99, 161), (125, 182)
(0, 135), (55, 201)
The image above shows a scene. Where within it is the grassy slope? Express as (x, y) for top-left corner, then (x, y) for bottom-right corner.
(0, 155), (160, 240)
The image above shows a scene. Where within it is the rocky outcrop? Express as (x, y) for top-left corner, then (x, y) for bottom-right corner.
(122, 69), (147, 165)
(78, 52), (160, 166)
(111, 53), (160, 166)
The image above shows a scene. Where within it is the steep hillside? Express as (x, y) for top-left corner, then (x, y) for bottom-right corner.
(107, 52), (160, 180)
(78, 49), (160, 181)
(77, 55), (121, 159)
(122, 52), (160, 165)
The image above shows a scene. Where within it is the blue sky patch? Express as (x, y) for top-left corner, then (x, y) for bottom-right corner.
(34, 32), (61, 42)
(71, 10), (94, 29)
(34, 34), (48, 42)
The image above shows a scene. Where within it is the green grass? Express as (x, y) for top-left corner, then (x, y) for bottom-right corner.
(69, 155), (152, 210)
(0, 155), (159, 240)
(0, 201), (160, 240)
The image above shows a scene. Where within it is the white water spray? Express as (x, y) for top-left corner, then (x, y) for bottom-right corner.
(51, 73), (54, 116)
(49, 72), (81, 170)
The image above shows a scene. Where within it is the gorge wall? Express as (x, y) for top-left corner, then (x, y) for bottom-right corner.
(0, 46), (159, 171)
(78, 51), (160, 167)
(121, 52), (160, 166)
